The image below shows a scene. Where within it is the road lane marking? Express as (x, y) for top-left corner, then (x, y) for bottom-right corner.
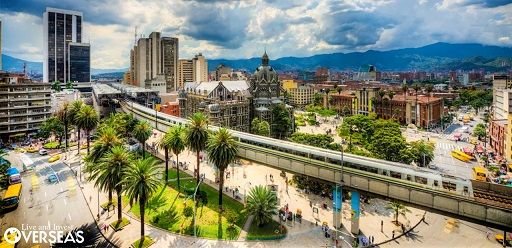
(63, 198), (67, 206)
(68, 213), (72, 221)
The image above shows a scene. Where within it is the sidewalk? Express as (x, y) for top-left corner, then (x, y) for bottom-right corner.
(67, 128), (428, 248)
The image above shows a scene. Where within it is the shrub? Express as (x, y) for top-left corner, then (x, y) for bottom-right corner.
(183, 206), (193, 218)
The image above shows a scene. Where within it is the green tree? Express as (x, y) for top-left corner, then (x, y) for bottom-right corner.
(246, 185), (278, 226)
(251, 118), (270, 136)
(56, 103), (71, 152)
(88, 146), (132, 222)
(313, 92), (322, 106)
(75, 105), (99, 155)
(473, 123), (487, 140)
(271, 104), (292, 139)
(52, 80), (62, 92)
(66, 81), (73, 89)
(122, 158), (162, 243)
(387, 201), (411, 224)
(369, 129), (406, 162)
(206, 128), (238, 209)
(87, 126), (124, 164)
(186, 113), (209, 183)
(39, 117), (65, 146)
(167, 126), (186, 191)
(158, 130), (172, 184)
(133, 121), (152, 158)
(68, 100), (85, 154)
(406, 140), (435, 166)
(338, 114), (374, 145)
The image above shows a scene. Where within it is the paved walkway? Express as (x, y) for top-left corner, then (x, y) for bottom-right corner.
(59, 126), (504, 248)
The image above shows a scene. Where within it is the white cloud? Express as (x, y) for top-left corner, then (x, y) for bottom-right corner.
(1, 0), (512, 69)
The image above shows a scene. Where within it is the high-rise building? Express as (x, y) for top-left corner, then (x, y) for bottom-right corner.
(68, 43), (90, 83)
(178, 59), (193, 90)
(130, 32), (178, 92)
(43, 8), (89, 83)
(193, 53), (208, 82)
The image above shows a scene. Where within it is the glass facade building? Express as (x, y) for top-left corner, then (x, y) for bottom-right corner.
(43, 8), (89, 83)
(68, 43), (90, 83)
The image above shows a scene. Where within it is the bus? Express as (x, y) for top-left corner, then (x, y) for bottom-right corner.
(451, 150), (473, 162)
(472, 166), (488, 182)
(2, 183), (22, 209)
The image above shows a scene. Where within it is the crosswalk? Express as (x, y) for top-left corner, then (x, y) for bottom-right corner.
(435, 142), (463, 151)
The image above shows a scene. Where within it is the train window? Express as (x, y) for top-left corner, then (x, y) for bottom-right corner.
(406, 175), (412, 181)
(359, 166), (368, 172)
(415, 176), (427, 185)
(368, 167), (378, 174)
(382, 170), (388, 176)
(390, 171), (401, 179)
(463, 186), (468, 194)
(433, 180), (439, 187)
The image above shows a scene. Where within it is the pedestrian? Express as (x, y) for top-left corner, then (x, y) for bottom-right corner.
(392, 230), (395, 239)
(486, 230), (491, 240)
(381, 220), (383, 232)
(371, 236), (374, 244)
(232, 190), (235, 198)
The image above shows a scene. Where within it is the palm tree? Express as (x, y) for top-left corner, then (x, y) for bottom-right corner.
(88, 126), (124, 164)
(100, 146), (133, 221)
(401, 83), (408, 123)
(158, 130), (172, 183)
(68, 100), (84, 154)
(206, 128), (238, 210)
(122, 158), (162, 244)
(425, 84), (434, 130)
(185, 113), (209, 184)
(387, 201), (411, 224)
(56, 103), (70, 152)
(246, 185), (278, 227)
(413, 84), (421, 125)
(167, 126), (186, 191)
(133, 121), (152, 158)
(377, 90), (385, 116)
(75, 105), (99, 155)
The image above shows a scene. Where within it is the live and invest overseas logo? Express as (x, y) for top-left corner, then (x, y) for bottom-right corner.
(4, 223), (84, 245)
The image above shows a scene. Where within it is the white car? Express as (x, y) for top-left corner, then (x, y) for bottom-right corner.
(39, 149), (48, 156)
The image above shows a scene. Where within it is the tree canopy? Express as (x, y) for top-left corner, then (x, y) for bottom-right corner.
(251, 118), (270, 136)
(271, 104), (292, 139)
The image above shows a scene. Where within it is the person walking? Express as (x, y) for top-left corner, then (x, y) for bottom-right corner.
(381, 220), (384, 232)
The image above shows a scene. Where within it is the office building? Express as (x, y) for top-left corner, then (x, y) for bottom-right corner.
(68, 43), (90, 83)
(193, 53), (208, 82)
(145, 75), (167, 94)
(214, 64), (232, 81)
(51, 88), (81, 113)
(0, 73), (52, 142)
(130, 32), (178, 92)
(43, 8), (90, 83)
(178, 59), (193, 90)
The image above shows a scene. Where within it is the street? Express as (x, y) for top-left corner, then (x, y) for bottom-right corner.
(2, 151), (95, 248)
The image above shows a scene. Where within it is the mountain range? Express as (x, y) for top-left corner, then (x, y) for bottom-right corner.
(2, 42), (512, 77)
(208, 42), (512, 72)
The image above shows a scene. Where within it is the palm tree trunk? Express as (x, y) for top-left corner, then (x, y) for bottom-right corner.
(196, 150), (200, 183)
(108, 190), (113, 204)
(176, 154), (180, 192)
(142, 142), (146, 159)
(218, 168), (225, 210)
(140, 200), (145, 240)
(86, 130), (91, 155)
(64, 121), (69, 151)
(76, 129), (81, 155)
(164, 148), (169, 183)
(395, 209), (398, 223)
(116, 187), (122, 221)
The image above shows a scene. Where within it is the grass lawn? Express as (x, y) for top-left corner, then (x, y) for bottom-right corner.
(246, 219), (287, 240)
(123, 169), (248, 240)
(110, 217), (130, 231)
(131, 236), (154, 248)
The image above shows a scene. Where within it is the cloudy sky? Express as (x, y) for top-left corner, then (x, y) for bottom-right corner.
(1, 0), (512, 69)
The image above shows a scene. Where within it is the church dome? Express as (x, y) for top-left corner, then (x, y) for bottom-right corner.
(253, 51), (278, 82)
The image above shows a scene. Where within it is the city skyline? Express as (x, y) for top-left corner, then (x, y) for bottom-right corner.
(1, 0), (512, 69)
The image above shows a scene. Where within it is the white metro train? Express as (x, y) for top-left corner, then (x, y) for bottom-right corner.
(124, 101), (474, 197)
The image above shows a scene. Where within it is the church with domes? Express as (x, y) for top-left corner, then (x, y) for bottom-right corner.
(249, 51), (294, 136)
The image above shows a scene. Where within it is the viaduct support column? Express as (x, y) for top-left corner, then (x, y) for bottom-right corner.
(351, 191), (360, 235)
(333, 185), (342, 230)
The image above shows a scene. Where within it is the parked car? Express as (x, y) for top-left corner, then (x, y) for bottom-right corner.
(39, 149), (48, 156)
